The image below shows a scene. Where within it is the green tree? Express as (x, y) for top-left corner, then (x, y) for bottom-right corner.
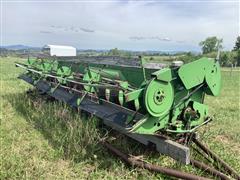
(108, 48), (120, 56)
(233, 36), (240, 50)
(199, 36), (223, 54)
(233, 36), (240, 66)
(220, 52), (229, 66)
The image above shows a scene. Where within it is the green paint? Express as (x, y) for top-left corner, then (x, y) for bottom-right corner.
(17, 56), (222, 135)
(144, 80), (174, 117)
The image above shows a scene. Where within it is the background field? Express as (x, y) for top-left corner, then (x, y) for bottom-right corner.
(0, 57), (239, 179)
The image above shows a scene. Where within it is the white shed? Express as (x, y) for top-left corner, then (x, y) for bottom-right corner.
(42, 45), (76, 57)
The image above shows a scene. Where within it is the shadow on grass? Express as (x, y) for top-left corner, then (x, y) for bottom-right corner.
(5, 91), (105, 160)
(4, 92), (149, 156)
(3, 90), (180, 179)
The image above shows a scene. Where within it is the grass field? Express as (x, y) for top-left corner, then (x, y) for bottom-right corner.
(0, 56), (239, 179)
(143, 55), (176, 64)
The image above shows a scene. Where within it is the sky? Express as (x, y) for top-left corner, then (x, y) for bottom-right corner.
(1, 0), (239, 51)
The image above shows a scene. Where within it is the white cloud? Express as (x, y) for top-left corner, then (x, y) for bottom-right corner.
(2, 1), (239, 51)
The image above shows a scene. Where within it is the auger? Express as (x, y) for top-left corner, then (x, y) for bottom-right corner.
(16, 55), (221, 164)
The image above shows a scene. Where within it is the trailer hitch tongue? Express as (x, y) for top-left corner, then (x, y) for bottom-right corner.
(101, 141), (210, 180)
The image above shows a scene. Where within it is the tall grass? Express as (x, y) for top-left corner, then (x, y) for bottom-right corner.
(6, 91), (101, 162)
(1, 57), (239, 179)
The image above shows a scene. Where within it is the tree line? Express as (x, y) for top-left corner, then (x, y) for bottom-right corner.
(107, 36), (240, 67)
(1, 36), (239, 67)
(199, 36), (240, 66)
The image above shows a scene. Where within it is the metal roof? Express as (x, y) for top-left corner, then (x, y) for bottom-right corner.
(43, 44), (76, 50)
